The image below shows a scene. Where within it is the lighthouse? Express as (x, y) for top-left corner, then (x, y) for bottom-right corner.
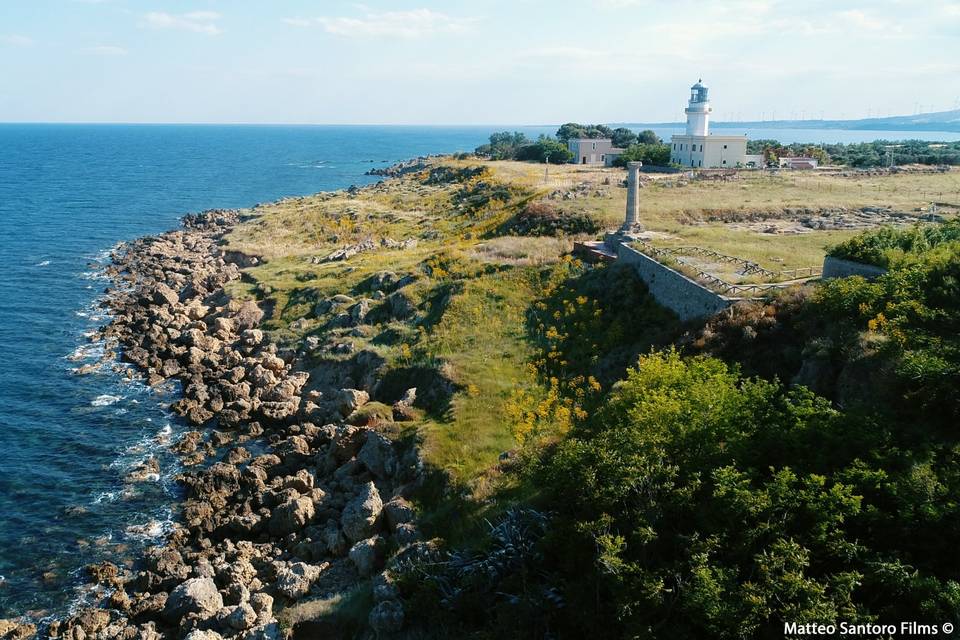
(670, 79), (755, 169)
(685, 80), (711, 136)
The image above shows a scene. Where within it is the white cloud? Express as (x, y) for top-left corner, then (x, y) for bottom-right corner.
(285, 9), (475, 38)
(837, 9), (893, 31)
(519, 46), (608, 60)
(144, 11), (223, 36)
(1, 34), (34, 47)
(82, 45), (128, 56)
(593, 0), (645, 6)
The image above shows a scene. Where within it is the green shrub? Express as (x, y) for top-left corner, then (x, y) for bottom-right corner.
(500, 202), (600, 237)
(828, 219), (960, 268)
(534, 350), (960, 638)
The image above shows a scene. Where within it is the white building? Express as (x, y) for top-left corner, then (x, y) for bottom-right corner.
(568, 138), (624, 166)
(670, 81), (760, 168)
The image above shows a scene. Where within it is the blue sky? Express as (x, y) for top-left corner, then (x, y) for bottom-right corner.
(1, 0), (958, 124)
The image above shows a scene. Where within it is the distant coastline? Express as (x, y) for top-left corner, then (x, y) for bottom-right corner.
(616, 107), (960, 133)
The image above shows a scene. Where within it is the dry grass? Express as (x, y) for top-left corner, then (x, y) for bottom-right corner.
(468, 236), (572, 266)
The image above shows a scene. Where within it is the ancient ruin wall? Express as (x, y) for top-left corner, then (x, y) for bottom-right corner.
(822, 256), (888, 280)
(616, 243), (734, 321)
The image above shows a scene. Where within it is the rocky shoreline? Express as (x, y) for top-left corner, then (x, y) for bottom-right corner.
(2, 209), (427, 639)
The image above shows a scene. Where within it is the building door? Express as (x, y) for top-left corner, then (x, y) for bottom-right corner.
(582, 156), (587, 164)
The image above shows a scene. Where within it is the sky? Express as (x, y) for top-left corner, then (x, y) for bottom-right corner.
(0, 0), (958, 124)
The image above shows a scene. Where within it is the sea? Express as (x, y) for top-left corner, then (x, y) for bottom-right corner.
(0, 123), (958, 619)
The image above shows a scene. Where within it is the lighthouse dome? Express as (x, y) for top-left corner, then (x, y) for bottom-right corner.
(689, 79), (709, 104)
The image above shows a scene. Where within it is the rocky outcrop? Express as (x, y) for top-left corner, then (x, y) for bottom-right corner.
(21, 207), (425, 638)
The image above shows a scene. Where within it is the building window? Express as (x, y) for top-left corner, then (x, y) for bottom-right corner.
(723, 144), (728, 149)
(592, 142), (597, 150)
(700, 144), (703, 152)
(722, 160), (727, 164)
(601, 155), (605, 161)
(699, 160), (702, 167)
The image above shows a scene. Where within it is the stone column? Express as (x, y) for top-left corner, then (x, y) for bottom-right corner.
(622, 161), (642, 231)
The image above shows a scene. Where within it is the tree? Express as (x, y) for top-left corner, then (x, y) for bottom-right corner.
(556, 123), (588, 143)
(637, 129), (661, 145)
(535, 137), (574, 164)
(613, 142), (671, 167)
(611, 127), (638, 148)
(557, 123), (615, 143)
(475, 131), (530, 160)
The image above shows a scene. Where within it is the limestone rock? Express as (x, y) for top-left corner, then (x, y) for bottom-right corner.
(275, 562), (324, 600)
(184, 631), (223, 640)
(348, 535), (385, 577)
(383, 497), (415, 529)
(334, 389), (369, 417)
(269, 495), (315, 536)
(152, 283), (180, 307)
(357, 432), (397, 480)
(368, 599), (404, 634)
(341, 481), (383, 542)
(226, 603), (258, 631)
(164, 578), (223, 622)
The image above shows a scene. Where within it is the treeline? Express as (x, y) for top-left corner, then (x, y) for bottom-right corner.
(475, 124), (672, 166)
(747, 138), (960, 167)
(474, 132), (573, 164)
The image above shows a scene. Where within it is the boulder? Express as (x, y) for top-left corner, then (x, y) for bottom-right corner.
(184, 631), (223, 640)
(349, 299), (373, 325)
(368, 600), (404, 634)
(383, 497), (415, 529)
(387, 290), (416, 319)
(357, 432), (397, 480)
(248, 593), (274, 625)
(268, 496), (315, 536)
(340, 481), (383, 542)
(348, 535), (385, 577)
(333, 389), (369, 417)
(275, 562), (324, 600)
(371, 571), (400, 602)
(0, 619), (37, 640)
(164, 578), (223, 622)
(152, 283), (180, 307)
(226, 603), (258, 631)
(235, 301), (265, 331)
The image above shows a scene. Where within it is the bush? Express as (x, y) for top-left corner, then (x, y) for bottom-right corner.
(535, 349), (960, 638)
(500, 202), (600, 237)
(613, 142), (671, 167)
(828, 219), (960, 268)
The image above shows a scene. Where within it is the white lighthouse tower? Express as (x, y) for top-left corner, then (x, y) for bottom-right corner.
(685, 80), (711, 136)
(670, 79), (752, 168)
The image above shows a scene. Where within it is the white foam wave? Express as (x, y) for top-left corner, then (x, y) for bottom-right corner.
(67, 343), (105, 361)
(36, 260), (51, 267)
(92, 491), (118, 504)
(125, 516), (173, 541)
(91, 394), (122, 407)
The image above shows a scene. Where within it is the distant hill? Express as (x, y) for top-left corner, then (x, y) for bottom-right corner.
(619, 108), (960, 133)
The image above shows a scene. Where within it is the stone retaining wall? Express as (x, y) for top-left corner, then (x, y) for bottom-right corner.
(822, 255), (888, 280)
(616, 243), (734, 321)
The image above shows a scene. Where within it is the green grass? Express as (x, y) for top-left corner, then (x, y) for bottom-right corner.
(223, 163), (545, 548)
(221, 157), (960, 552)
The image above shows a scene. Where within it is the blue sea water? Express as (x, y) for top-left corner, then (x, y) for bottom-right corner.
(0, 123), (559, 619)
(0, 122), (958, 620)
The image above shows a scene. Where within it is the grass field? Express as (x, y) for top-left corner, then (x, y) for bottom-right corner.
(219, 156), (960, 631)
(222, 156), (960, 535)
(475, 160), (960, 272)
